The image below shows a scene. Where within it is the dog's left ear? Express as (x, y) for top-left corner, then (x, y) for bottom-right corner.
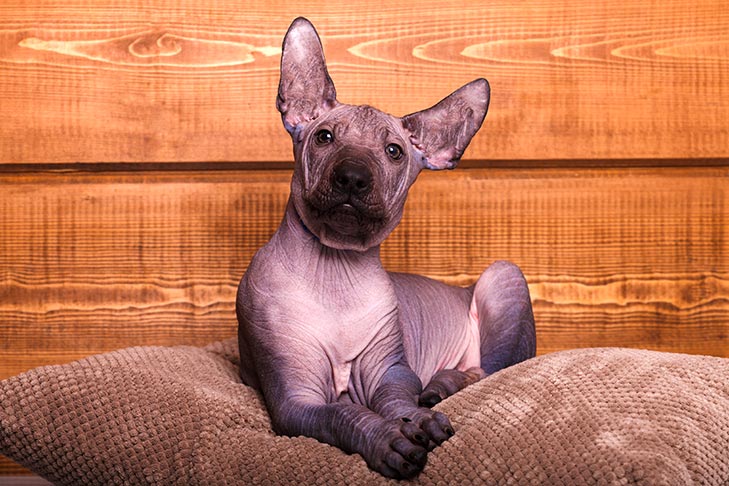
(402, 79), (490, 170)
(276, 17), (338, 137)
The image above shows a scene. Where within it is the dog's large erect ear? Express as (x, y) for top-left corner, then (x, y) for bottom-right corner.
(276, 17), (337, 135)
(402, 79), (490, 170)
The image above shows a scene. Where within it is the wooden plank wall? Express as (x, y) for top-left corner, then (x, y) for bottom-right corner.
(2, 0), (729, 163)
(1, 0), (728, 476)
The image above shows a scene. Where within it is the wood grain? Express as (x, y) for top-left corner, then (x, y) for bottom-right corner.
(1, 0), (728, 163)
(0, 167), (726, 378)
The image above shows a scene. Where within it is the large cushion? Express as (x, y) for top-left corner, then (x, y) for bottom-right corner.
(1, 339), (728, 485)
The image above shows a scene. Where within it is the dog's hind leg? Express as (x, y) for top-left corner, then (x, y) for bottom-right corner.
(470, 260), (536, 375)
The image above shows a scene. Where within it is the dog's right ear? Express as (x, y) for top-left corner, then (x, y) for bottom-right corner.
(402, 79), (490, 170)
(276, 17), (338, 137)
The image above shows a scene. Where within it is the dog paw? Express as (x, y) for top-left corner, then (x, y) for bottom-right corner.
(400, 408), (455, 451)
(366, 419), (430, 479)
(419, 367), (486, 407)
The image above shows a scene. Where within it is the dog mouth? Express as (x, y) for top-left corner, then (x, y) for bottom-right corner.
(305, 192), (386, 238)
(323, 203), (373, 235)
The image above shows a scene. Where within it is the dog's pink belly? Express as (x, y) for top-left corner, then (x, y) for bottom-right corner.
(427, 314), (481, 381)
(401, 313), (481, 388)
(460, 308), (482, 371)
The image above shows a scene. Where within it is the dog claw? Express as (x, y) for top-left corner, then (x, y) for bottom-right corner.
(418, 391), (443, 408)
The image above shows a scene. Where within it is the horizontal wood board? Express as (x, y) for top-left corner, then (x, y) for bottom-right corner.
(1, 167), (726, 377)
(1, 0), (729, 163)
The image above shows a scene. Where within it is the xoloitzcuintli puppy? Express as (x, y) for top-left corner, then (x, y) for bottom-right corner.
(237, 17), (536, 479)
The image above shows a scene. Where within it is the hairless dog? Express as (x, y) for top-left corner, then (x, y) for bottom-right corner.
(237, 17), (536, 479)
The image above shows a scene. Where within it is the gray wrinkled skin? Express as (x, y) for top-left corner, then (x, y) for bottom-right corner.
(237, 17), (536, 479)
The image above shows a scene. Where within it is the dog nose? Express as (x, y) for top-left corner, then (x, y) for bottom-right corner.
(332, 160), (373, 196)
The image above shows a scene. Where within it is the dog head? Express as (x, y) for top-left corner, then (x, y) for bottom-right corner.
(277, 18), (490, 251)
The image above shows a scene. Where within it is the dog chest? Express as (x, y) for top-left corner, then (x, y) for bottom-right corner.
(279, 273), (401, 402)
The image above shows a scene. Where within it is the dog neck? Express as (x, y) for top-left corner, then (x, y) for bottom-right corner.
(276, 197), (384, 269)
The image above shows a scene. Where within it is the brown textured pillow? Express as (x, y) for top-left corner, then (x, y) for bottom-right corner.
(1, 339), (728, 485)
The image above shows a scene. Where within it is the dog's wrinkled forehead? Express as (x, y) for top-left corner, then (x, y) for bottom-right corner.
(318, 105), (401, 142)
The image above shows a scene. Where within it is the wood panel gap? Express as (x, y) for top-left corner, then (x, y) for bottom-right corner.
(1, 158), (728, 174)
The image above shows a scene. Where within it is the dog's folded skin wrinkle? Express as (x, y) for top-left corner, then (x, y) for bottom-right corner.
(237, 17), (536, 479)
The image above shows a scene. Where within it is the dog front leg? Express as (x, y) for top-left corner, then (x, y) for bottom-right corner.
(369, 362), (455, 450)
(270, 398), (430, 479)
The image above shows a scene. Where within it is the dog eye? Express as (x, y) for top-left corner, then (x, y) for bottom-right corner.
(386, 143), (403, 160)
(315, 129), (334, 145)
